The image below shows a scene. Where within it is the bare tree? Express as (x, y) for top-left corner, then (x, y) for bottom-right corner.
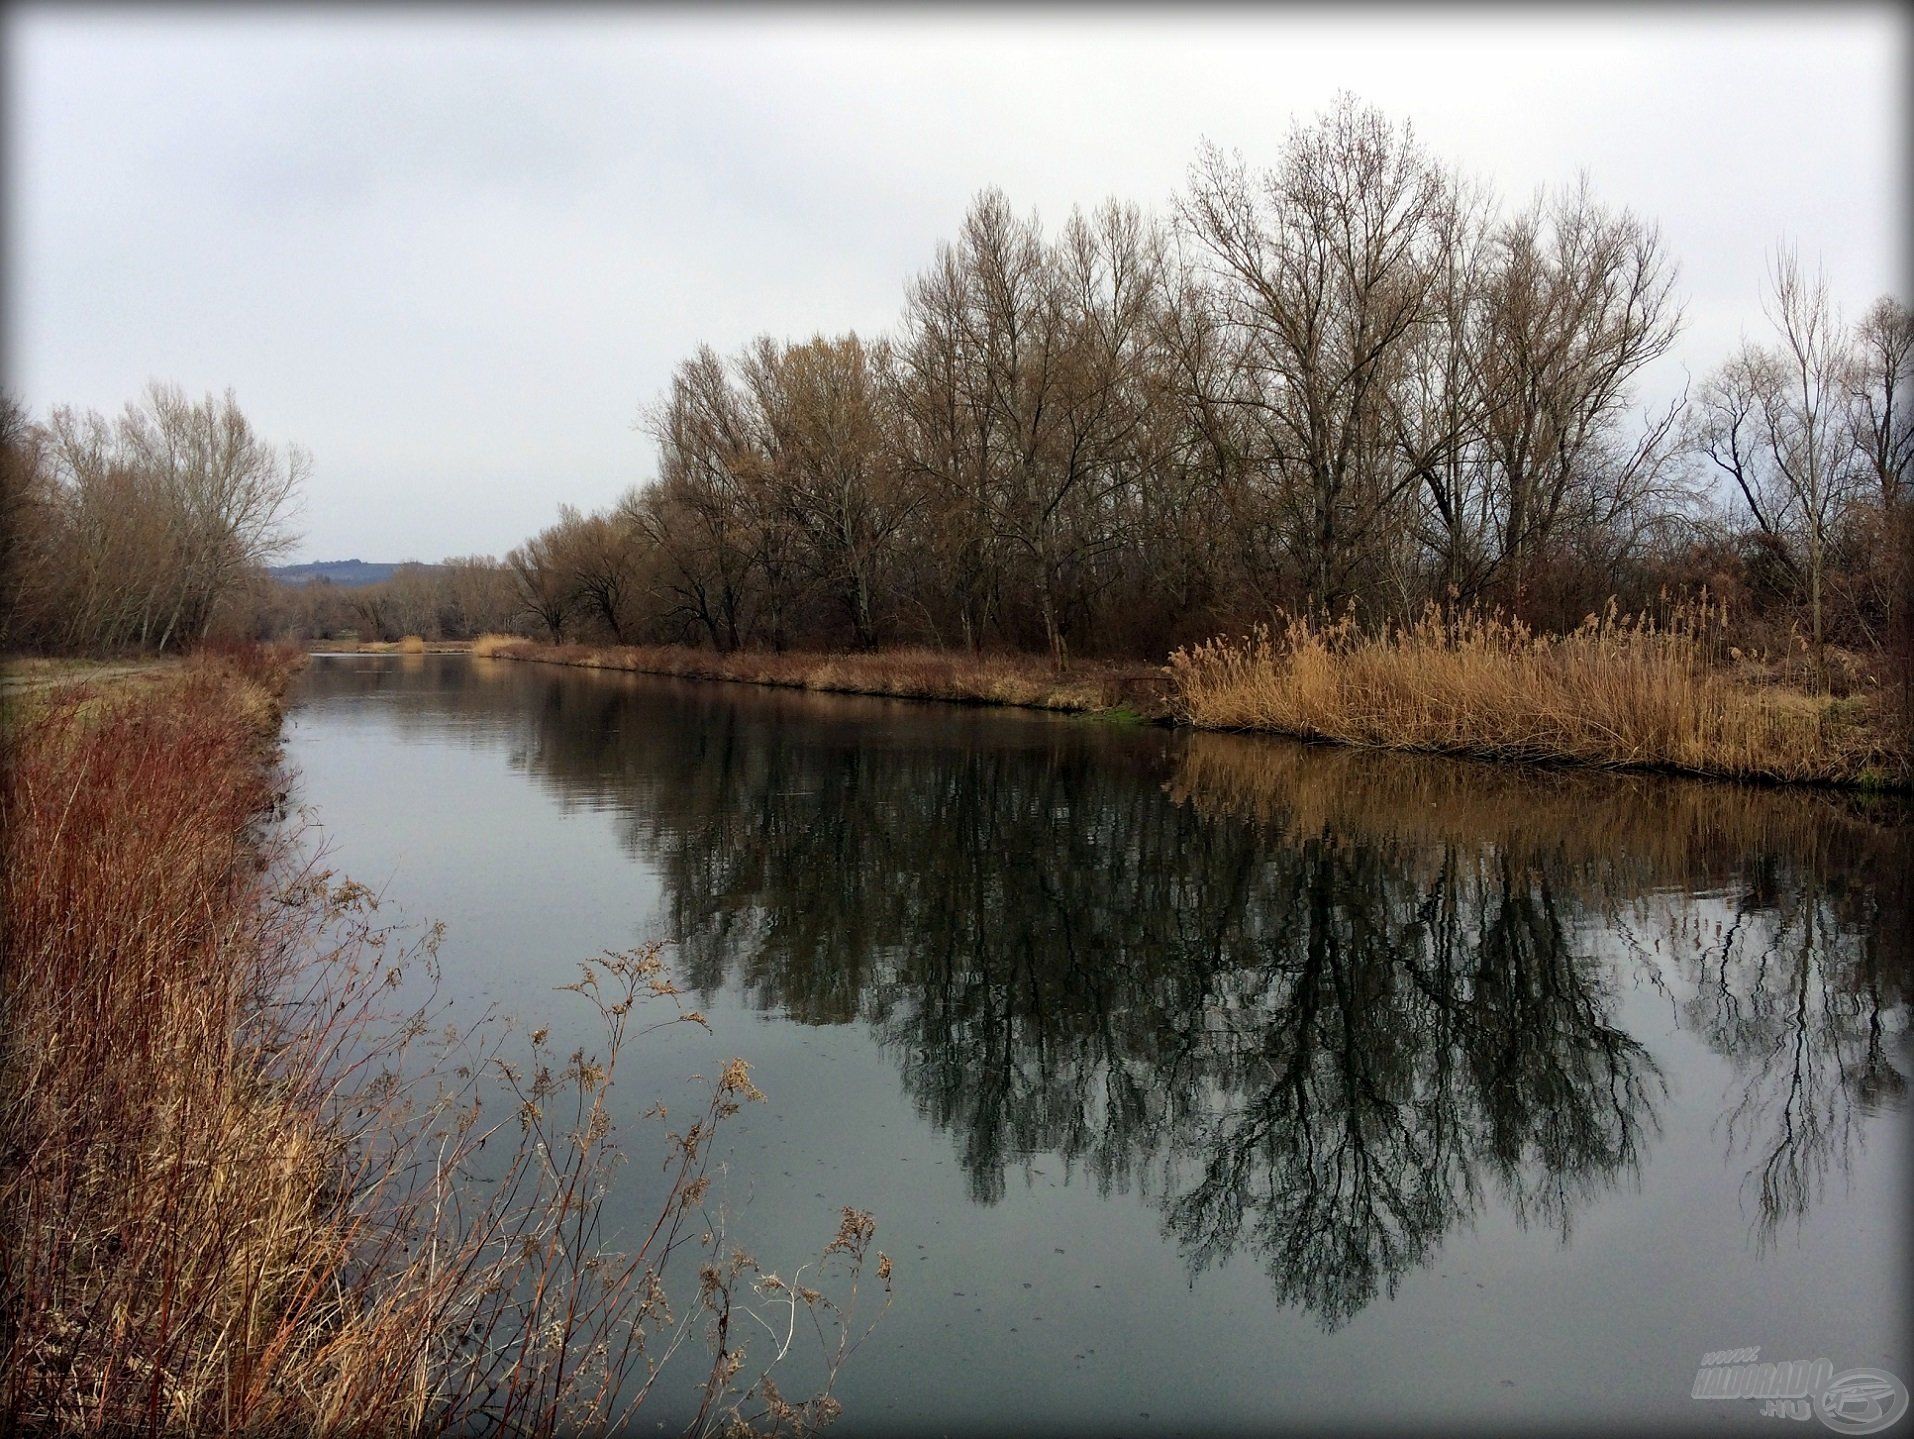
(555, 505), (639, 643)
(739, 333), (917, 649)
(508, 521), (578, 642)
(1692, 250), (1886, 672)
(120, 383), (306, 651)
(439, 555), (524, 636)
(0, 396), (54, 648)
(1395, 172), (1498, 604)
(632, 348), (778, 651)
(1472, 180), (1682, 602)
(1846, 296), (1913, 508)
(895, 189), (1066, 651)
(1693, 344), (1796, 547)
(17, 384), (303, 653)
(1179, 97), (1453, 611)
(1761, 248), (1861, 675)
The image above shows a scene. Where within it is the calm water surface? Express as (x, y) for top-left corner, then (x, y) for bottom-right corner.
(287, 654), (1911, 1437)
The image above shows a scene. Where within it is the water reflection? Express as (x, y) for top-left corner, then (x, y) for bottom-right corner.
(311, 658), (1912, 1329)
(1679, 862), (1909, 1249)
(1175, 734), (1912, 1258)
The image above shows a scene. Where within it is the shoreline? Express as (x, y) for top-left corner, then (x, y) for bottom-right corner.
(412, 637), (1912, 794)
(462, 637), (1178, 721)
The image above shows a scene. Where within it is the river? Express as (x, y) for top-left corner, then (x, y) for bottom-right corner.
(286, 652), (1911, 1437)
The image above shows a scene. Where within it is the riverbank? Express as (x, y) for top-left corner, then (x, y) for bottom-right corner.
(1, 642), (884, 1433)
(472, 610), (1909, 789)
(472, 635), (1176, 719)
(1171, 607), (1912, 790)
(1, 644), (351, 1430)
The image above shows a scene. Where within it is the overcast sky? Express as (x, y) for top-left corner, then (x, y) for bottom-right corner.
(5, 5), (1907, 564)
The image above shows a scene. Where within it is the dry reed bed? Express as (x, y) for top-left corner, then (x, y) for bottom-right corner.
(0, 647), (377, 1432)
(0, 644), (886, 1435)
(1170, 606), (1911, 789)
(474, 635), (1172, 717)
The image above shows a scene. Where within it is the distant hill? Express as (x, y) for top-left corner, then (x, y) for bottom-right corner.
(268, 559), (440, 587)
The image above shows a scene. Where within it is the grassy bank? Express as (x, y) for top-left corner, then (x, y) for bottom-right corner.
(0, 645), (375, 1431)
(1169, 606), (1911, 789)
(0, 655), (183, 730)
(473, 635), (1174, 718)
(0, 644), (885, 1434)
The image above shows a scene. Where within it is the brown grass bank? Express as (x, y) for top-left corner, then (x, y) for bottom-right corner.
(1170, 605), (1911, 790)
(0, 644), (886, 1435)
(474, 635), (1174, 718)
(0, 654), (178, 699)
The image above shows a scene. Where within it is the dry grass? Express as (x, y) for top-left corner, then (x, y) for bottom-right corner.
(1170, 602), (1910, 788)
(468, 632), (520, 659)
(1, 644), (294, 735)
(1, 656), (181, 735)
(0, 655), (179, 693)
(312, 638), (471, 655)
(483, 639), (1172, 717)
(0, 644), (888, 1435)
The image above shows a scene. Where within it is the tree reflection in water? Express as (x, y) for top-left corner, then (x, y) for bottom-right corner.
(382, 662), (1911, 1329)
(1675, 844), (1910, 1250)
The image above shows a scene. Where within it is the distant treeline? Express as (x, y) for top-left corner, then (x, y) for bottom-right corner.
(6, 97), (1909, 668)
(257, 557), (522, 642)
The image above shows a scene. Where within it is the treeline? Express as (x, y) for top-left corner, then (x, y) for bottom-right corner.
(11, 97), (1907, 668)
(253, 556), (521, 643)
(1, 384), (304, 653)
(474, 96), (1909, 665)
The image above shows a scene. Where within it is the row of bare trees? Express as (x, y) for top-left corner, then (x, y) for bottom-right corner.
(489, 97), (1906, 663)
(11, 99), (1900, 666)
(252, 557), (522, 644)
(2, 383), (305, 653)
